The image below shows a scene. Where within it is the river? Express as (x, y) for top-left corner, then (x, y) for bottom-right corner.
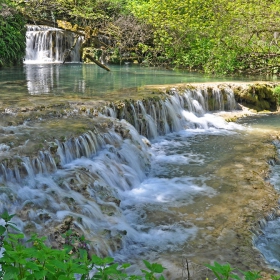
(1, 63), (280, 279)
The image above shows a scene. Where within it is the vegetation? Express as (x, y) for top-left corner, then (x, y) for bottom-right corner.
(1, 211), (280, 280)
(0, 211), (166, 280)
(205, 261), (262, 280)
(127, 0), (280, 74)
(273, 86), (280, 108)
(0, 0), (26, 67)
(2, 0), (280, 71)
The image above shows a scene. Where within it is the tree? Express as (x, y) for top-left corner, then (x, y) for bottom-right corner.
(0, 0), (26, 67)
(127, 0), (280, 74)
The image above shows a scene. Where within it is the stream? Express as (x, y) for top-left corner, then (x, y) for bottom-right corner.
(1, 63), (280, 279)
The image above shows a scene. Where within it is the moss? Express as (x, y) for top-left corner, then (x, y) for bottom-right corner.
(233, 83), (277, 112)
(258, 110), (271, 114)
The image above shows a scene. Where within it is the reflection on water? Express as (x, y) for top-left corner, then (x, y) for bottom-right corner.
(0, 64), (273, 100)
(26, 64), (59, 95)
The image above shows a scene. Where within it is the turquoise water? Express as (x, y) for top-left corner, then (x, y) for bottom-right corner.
(0, 63), (271, 100)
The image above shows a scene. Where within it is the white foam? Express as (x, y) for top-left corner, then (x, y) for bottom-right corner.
(121, 176), (216, 205)
(0, 144), (10, 152)
(182, 111), (245, 131)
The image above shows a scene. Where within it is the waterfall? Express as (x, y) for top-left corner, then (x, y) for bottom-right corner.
(0, 120), (151, 255)
(0, 85), (244, 264)
(102, 87), (239, 138)
(25, 25), (83, 63)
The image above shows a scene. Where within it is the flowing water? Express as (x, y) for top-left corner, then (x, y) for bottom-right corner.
(25, 25), (83, 63)
(1, 28), (280, 278)
(0, 63), (254, 101)
(242, 114), (280, 272)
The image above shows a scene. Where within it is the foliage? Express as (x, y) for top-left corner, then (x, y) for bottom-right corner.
(103, 15), (153, 64)
(127, 0), (280, 74)
(4, 0), (280, 73)
(0, 210), (166, 280)
(206, 262), (238, 280)
(0, 0), (26, 67)
(206, 261), (262, 280)
(274, 86), (280, 95)
(273, 86), (280, 107)
(2, 211), (280, 280)
(13, 0), (129, 27)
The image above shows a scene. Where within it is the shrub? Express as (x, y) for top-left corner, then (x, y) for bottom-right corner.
(0, 211), (166, 280)
(0, 2), (26, 67)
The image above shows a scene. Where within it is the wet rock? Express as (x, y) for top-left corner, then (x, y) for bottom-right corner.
(60, 216), (74, 232)
(233, 83), (277, 111)
(38, 212), (51, 221)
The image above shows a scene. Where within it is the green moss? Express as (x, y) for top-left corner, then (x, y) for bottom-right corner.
(234, 83), (277, 112)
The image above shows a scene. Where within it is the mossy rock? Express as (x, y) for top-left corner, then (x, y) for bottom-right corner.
(233, 84), (277, 111)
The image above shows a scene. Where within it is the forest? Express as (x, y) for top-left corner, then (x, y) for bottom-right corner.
(1, 0), (280, 74)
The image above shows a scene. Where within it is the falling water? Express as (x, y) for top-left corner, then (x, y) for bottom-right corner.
(25, 25), (83, 63)
(1, 82), (279, 278)
(0, 87), (242, 251)
(102, 87), (239, 138)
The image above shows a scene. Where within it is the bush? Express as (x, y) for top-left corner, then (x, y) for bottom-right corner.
(1, 211), (280, 279)
(0, 211), (166, 280)
(0, 2), (26, 67)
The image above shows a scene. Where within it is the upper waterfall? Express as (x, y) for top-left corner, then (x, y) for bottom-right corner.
(25, 25), (83, 64)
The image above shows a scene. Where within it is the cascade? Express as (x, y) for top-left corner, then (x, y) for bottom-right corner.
(0, 85), (237, 184)
(0, 119), (151, 255)
(102, 87), (239, 138)
(25, 25), (83, 63)
(0, 89), (242, 255)
(1, 57), (280, 277)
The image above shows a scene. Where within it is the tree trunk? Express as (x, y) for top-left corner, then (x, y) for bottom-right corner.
(84, 54), (111, 71)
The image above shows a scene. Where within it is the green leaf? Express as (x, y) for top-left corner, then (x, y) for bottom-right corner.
(6, 223), (20, 232)
(0, 225), (6, 235)
(143, 260), (152, 271)
(104, 263), (120, 274)
(7, 233), (24, 240)
(34, 270), (48, 280)
(78, 248), (88, 260)
(121, 263), (131, 269)
(239, 269), (262, 280)
(48, 260), (67, 270)
(58, 275), (71, 280)
(102, 256), (114, 264)
(2, 265), (20, 280)
(151, 263), (166, 274)
(91, 255), (104, 265)
(142, 260), (166, 274)
(25, 261), (41, 271)
(45, 262), (59, 274)
(3, 272), (18, 280)
(1, 211), (15, 222)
